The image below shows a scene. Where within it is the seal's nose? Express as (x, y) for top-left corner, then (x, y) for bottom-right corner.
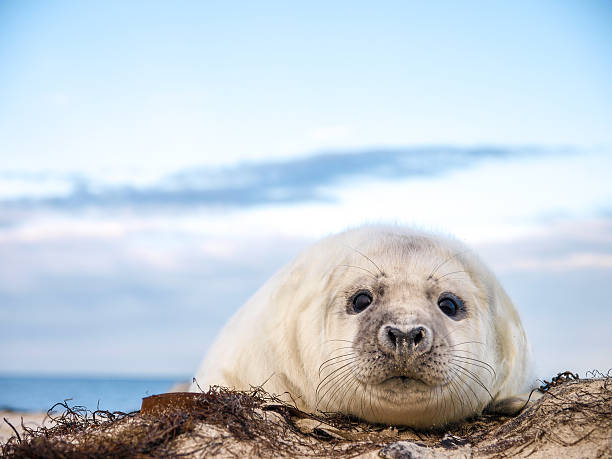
(380, 324), (432, 355)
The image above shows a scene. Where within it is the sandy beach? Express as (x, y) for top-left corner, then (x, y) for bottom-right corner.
(0, 411), (50, 444)
(1, 377), (610, 457)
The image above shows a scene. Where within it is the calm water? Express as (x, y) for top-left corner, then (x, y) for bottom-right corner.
(0, 375), (184, 413)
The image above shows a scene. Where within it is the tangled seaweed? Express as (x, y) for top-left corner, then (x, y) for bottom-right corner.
(2, 371), (611, 458)
(538, 371), (580, 392)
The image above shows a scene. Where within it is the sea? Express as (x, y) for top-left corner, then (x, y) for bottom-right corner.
(0, 375), (186, 413)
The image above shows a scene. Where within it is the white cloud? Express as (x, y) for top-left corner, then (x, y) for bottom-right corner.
(1, 148), (610, 377)
(510, 253), (612, 271)
(309, 124), (352, 143)
(0, 175), (73, 200)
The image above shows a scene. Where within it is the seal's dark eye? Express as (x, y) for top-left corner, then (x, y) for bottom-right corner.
(352, 293), (372, 313)
(438, 298), (456, 316)
(438, 292), (464, 318)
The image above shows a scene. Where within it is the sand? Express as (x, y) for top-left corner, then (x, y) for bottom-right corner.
(2, 375), (610, 457)
(0, 411), (51, 444)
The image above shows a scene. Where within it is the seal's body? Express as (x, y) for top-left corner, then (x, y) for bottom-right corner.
(191, 226), (535, 428)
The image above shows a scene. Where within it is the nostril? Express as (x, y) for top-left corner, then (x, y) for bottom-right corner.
(387, 327), (399, 347)
(409, 327), (425, 347)
(385, 326), (408, 349)
(383, 326), (429, 352)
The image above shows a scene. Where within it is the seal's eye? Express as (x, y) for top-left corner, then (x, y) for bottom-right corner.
(352, 292), (372, 313)
(438, 298), (456, 316)
(438, 292), (463, 317)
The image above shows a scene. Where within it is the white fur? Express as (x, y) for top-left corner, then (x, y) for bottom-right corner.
(190, 226), (535, 427)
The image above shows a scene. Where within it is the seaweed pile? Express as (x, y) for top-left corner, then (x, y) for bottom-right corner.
(2, 371), (610, 458)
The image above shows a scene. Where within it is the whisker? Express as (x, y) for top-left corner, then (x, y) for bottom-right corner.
(319, 377), (352, 412)
(325, 374), (358, 411)
(437, 327), (464, 343)
(436, 270), (469, 281)
(316, 361), (359, 402)
(428, 248), (472, 279)
(359, 380), (366, 419)
(337, 377), (360, 419)
(319, 354), (358, 376)
(337, 264), (378, 279)
(446, 383), (455, 421)
(435, 385), (444, 419)
(447, 378), (464, 421)
(448, 362), (494, 401)
(445, 348), (480, 357)
(448, 355), (497, 377)
(344, 244), (384, 276)
(326, 339), (356, 344)
(320, 367), (358, 411)
(448, 366), (479, 413)
(324, 346), (357, 356)
(328, 345), (356, 351)
(367, 382), (376, 419)
(338, 375), (361, 413)
(447, 340), (485, 348)
(316, 359), (359, 397)
(455, 374), (473, 413)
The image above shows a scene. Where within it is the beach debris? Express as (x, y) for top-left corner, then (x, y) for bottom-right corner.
(538, 370), (580, 392)
(1, 372), (610, 458)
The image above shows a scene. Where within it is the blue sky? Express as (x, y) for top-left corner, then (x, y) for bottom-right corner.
(0, 1), (611, 380)
(1, 0), (611, 172)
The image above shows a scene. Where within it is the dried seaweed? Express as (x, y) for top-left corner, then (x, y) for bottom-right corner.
(2, 371), (611, 458)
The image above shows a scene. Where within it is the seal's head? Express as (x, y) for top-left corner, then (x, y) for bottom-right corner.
(191, 226), (535, 428)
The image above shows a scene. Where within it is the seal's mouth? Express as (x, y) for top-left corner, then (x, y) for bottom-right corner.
(380, 375), (427, 387)
(385, 376), (412, 383)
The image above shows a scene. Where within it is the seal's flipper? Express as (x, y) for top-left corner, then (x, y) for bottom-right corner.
(485, 391), (542, 416)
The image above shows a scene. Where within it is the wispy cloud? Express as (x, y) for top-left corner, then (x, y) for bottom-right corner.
(0, 232), (308, 375)
(1, 214), (610, 377)
(1, 146), (609, 378)
(0, 146), (534, 210)
(476, 217), (612, 272)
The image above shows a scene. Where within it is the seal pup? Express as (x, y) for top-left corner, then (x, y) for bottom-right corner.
(190, 226), (536, 428)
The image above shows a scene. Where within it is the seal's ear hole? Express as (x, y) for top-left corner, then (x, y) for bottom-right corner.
(351, 292), (372, 313)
